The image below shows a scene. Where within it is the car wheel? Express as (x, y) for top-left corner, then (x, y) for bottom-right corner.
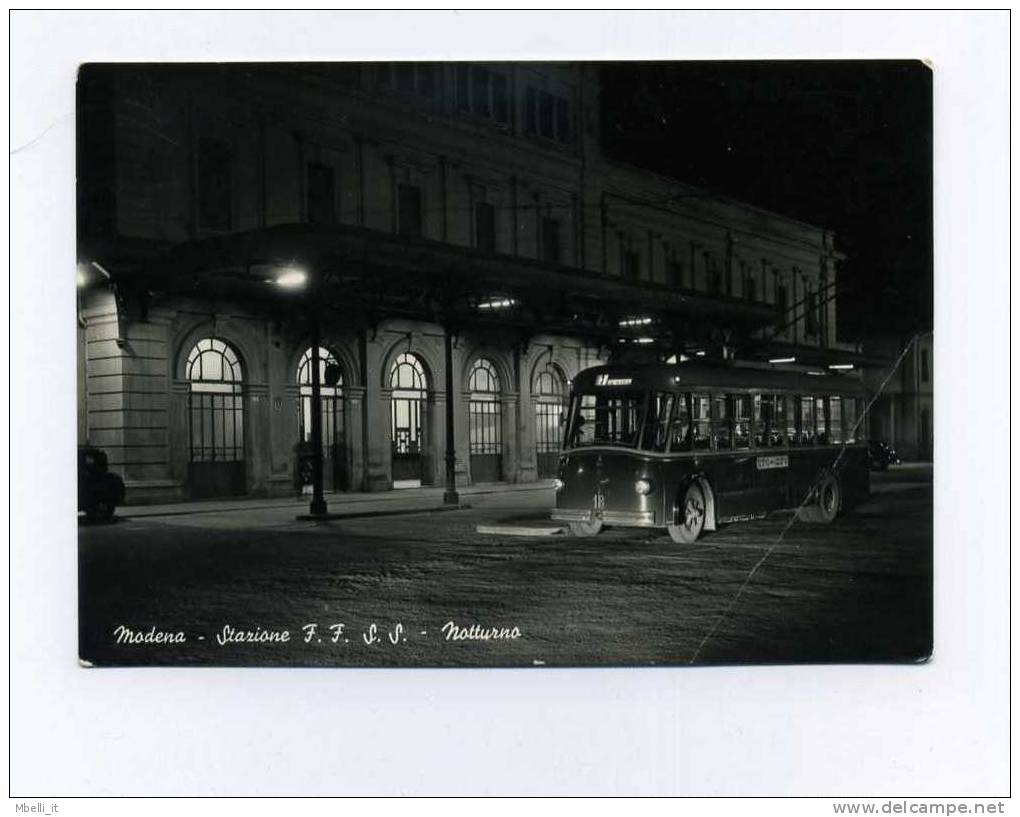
(569, 519), (604, 537)
(89, 499), (115, 523)
(800, 474), (841, 524)
(667, 482), (706, 544)
(818, 474), (841, 522)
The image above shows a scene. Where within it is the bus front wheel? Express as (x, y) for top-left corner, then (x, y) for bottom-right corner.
(569, 519), (604, 537)
(799, 473), (841, 524)
(667, 483), (706, 544)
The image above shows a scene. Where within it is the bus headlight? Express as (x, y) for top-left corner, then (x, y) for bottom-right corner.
(634, 479), (652, 495)
(554, 478), (565, 491)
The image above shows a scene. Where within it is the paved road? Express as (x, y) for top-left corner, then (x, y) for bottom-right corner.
(78, 466), (933, 668)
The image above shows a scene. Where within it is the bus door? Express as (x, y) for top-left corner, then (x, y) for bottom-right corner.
(711, 393), (761, 518)
(753, 394), (792, 510)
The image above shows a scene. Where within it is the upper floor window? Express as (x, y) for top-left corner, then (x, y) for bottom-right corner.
(475, 201), (496, 253)
(541, 217), (561, 265)
(744, 270), (757, 302)
(525, 87), (572, 144)
(622, 250), (641, 282)
(707, 259), (722, 295)
(805, 287), (819, 336)
(197, 136), (231, 232)
(397, 183), (422, 239)
(456, 66), (508, 124)
(306, 162), (336, 225)
(668, 259), (684, 289)
(776, 282), (788, 318)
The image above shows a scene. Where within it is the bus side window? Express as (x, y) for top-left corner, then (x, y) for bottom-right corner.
(754, 394), (766, 447)
(770, 394), (787, 447)
(829, 396), (843, 444)
(800, 396), (815, 445)
(733, 394), (750, 449)
(572, 393), (597, 446)
(855, 397), (866, 442)
(668, 392), (692, 451)
(784, 395), (797, 446)
(815, 396), (827, 444)
(842, 396), (857, 443)
(712, 394), (730, 450)
(691, 394), (711, 450)
(647, 391), (674, 452)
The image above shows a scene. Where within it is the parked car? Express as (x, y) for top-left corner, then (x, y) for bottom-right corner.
(868, 440), (901, 471)
(78, 445), (125, 521)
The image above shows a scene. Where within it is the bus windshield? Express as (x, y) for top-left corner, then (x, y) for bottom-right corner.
(566, 390), (648, 448)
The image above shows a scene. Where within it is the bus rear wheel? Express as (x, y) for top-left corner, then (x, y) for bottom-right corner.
(667, 483), (706, 544)
(569, 519), (604, 537)
(799, 473), (841, 524)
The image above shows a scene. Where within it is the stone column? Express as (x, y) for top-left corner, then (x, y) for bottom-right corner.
(517, 351), (539, 484)
(267, 331), (296, 499)
(168, 380), (189, 497)
(363, 339), (391, 492)
(369, 387), (393, 491)
(308, 316), (327, 515)
(501, 393), (520, 483)
(442, 328), (459, 503)
(246, 382), (270, 497)
(88, 299), (182, 505)
(345, 386), (366, 492)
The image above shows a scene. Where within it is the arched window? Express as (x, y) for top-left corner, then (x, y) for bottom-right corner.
(296, 348), (345, 478)
(187, 337), (243, 386)
(186, 338), (244, 465)
(390, 352), (428, 393)
(468, 358), (502, 482)
(390, 353), (429, 484)
(533, 364), (567, 478)
(468, 358), (500, 396)
(534, 368), (564, 399)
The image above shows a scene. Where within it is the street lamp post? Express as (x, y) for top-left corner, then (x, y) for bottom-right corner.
(267, 262), (329, 519)
(443, 326), (459, 505)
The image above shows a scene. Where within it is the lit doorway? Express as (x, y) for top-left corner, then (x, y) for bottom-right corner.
(390, 352), (428, 488)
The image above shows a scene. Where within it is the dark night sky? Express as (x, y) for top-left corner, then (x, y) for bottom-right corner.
(598, 61), (933, 341)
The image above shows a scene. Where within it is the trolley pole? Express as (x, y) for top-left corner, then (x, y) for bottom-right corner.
(309, 301), (328, 517)
(443, 326), (459, 505)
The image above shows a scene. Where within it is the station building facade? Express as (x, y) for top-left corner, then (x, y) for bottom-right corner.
(76, 63), (862, 504)
(863, 334), (933, 461)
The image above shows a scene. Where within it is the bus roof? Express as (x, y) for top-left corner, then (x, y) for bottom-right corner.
(571, 362), (866, 395)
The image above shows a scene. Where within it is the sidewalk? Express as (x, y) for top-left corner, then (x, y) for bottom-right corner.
(118, 480), (558, 519)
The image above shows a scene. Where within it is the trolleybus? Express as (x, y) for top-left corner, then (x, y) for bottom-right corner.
(551, 362), (870, 543)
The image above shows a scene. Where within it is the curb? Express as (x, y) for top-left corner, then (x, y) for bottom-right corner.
(475, 523), (566, 537)
(118, 481), (556, 520)
(296, 504), (470, 522)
